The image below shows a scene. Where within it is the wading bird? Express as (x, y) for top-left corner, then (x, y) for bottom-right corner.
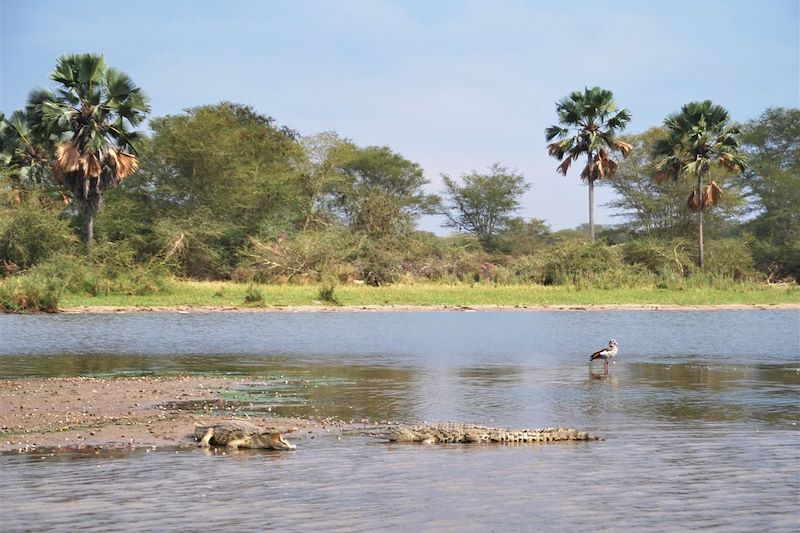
(590, 339), (618, 373)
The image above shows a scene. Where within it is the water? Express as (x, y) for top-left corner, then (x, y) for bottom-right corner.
(1, 309), (799, 531)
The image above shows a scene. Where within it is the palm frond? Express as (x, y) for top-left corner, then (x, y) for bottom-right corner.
(545, 125), (567, 142)
(547, 141), (569, 159)
(687, 190), (701, 210)
(107, 148), (138, 178)
(703, 181), (723, 208)
(80, 152), (102, 178)
(556, 158), (572, 176)
(104, 68), (137, 101)
(614, 140), (633, 157)
(580, 160), (592, 181)
(56, 142), (81, 173)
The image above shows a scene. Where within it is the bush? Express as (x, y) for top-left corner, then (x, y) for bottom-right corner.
(0, 204), (77, 273)
(0, 272), (63, 312)
(400, 235), (498, 283)
(622, 239), (692, 277)
(243, 285), (264, 303)
(236, 229), (357, 284)
(704, 238), (758, 281)
(352, 240), (404, 286)
(748, 237), (800, 283)
(318, 280), (339, 304)
(26, 246), (172, 297)
(539, 241), (634, 287)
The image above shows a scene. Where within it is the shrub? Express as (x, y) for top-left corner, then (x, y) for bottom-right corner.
(703, 238), (758, 281)
(0, 204), (77, 273)
(318, 280), (339, 304)
(622, 239), (692, 277)
(353, 240), (403, 286)
(243, 285), (264, 303)
(0, 272), (63, 312)
(400, 235), (498, 283)
(237, 228), (356, 284)
(26, 246), (172, 297)
(748, 237), (800, 282)
(539, 241), (631, 287)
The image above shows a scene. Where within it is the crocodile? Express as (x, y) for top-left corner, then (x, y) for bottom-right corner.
(382, 423), (602, 444)
(194, 420), (296, 450)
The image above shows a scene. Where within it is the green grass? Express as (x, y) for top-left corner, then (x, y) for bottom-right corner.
(58, 279), (800, 309)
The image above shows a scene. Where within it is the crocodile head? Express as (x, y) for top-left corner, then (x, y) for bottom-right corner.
(254, 431), (296, 450)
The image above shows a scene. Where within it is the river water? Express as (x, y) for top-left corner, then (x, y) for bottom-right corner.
(1, 309), (798, 531)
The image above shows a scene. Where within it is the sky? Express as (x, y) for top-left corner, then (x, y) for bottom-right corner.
(1, 0), (798, 233)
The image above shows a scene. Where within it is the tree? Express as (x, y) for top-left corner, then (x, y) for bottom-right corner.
(545, 86), (632, 241)
(25, 53), (150, 252)
(333, 146), (436, 238)
(135, 102), (300, 224)
(128, 102), (302, 277)
(496, 217), (552, 255)
(737, 107), (800, 279)
(439, 164), (529, 248)
(738, 108), (799, 242)
(653, 101), (747, 269)
(607, 128), (746, 239)
(0, 110), (58, 203)
(298, 132), (357, 231)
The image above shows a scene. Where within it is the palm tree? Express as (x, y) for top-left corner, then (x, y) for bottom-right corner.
(26, 53), (150, 251)
(0, 110), (54, 202)
(653, 101), (747, 269)
(545, 87), (632, 241)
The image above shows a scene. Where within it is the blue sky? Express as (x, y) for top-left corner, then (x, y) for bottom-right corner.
(1, 0), (798, 232)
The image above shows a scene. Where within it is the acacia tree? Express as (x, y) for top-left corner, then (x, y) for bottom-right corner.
(738, 108), (799, 242)
(333, 146), (437, 238)
(298, 132), (357, 231)
(26, 53), (150, 251)
(737, 107), (800, 280)
(653, 101), (747, 269)
(440, 164), (529, 248)
(129, 102), (302, 278)
(545, 86), (632, 241)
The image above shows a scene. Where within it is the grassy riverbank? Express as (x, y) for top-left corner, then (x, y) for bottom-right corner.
(57, 280), (800, 310)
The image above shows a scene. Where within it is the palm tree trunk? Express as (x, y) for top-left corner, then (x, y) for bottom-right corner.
(696, 175), (704, 269)
(698, 209), (704, 269)
(588, 154), (595, 242)
(86, 206), (95, 255)
(588, 179), (595, 242)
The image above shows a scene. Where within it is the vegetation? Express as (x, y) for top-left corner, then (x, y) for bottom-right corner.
(0, 54), (798, 312)
(55, 280), (798, 309)
(25, 54), (150, 251)
(653, 101), (747, 269)
(440, 164), (529, 249)
(737, 108), (800, 281)
(607, 128), (746, 240)
(545, 86), (632, 241)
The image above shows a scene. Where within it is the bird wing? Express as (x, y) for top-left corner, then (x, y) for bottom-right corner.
(590, 347), (609, 360)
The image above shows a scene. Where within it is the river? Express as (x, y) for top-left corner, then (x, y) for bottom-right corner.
(1, 309), (798, 531)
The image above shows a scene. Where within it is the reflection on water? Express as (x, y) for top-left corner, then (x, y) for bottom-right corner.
(626, 363), (800, 426)
(1, 310), (799, 531)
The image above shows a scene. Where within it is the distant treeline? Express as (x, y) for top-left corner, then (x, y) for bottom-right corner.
(0, 54), (798, 305)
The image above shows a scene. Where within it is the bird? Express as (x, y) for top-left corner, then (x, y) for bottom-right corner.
(590, 339), (618, 373)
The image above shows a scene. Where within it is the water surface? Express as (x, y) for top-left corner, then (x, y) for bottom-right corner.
(1, 309), (798, 531)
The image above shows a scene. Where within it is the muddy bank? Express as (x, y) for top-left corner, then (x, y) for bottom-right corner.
(59, 303), (800, 314)
(0, 376), (339, 453)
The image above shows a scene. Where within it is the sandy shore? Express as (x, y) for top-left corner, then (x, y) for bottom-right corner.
(59, 303), (800, 314)
(0, 376), (335, 453)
